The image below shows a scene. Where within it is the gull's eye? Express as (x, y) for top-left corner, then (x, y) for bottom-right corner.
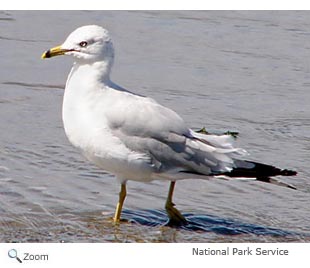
(79, 41), (88, 47)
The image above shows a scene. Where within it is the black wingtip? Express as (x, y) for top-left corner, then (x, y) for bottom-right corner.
(287, 184), (298, 190)
(228, 161), (298, 178)
(257, 177), (298, 190)
(280, 169), (297, 176)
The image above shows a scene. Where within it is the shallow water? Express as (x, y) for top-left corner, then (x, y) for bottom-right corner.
(0, 11), (310, 242)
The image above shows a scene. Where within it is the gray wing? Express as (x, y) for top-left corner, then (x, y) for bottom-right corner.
(106, 94), (246, 176)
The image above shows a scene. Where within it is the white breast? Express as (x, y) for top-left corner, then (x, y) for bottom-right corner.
(62, 64), (154, 181)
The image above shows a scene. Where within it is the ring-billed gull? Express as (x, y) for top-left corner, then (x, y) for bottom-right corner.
(42, 25), (297, 225)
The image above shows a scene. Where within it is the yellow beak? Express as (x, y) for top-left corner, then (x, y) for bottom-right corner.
(41, 45), (68, 59)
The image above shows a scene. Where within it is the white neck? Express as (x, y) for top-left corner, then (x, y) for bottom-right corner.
(67, 60), (112, 88)
(62, 60), (113, 150)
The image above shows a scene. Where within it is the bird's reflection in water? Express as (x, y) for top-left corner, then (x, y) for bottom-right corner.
(80, 208), (305, 242)
(120, 209), (298, 237)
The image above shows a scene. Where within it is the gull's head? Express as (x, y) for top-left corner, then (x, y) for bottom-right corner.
(42, 25), (114, 64)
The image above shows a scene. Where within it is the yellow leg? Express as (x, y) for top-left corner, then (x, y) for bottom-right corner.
(113, 183), (126, 223)
(165, 181), (187, 226)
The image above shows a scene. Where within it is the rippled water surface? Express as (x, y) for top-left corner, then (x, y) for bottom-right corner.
(1, 11), (310, 242)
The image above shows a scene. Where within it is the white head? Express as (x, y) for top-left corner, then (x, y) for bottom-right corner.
(42, 25), (114, 65)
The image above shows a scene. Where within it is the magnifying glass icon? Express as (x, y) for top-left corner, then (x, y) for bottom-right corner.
(8, 249), (22, 263)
